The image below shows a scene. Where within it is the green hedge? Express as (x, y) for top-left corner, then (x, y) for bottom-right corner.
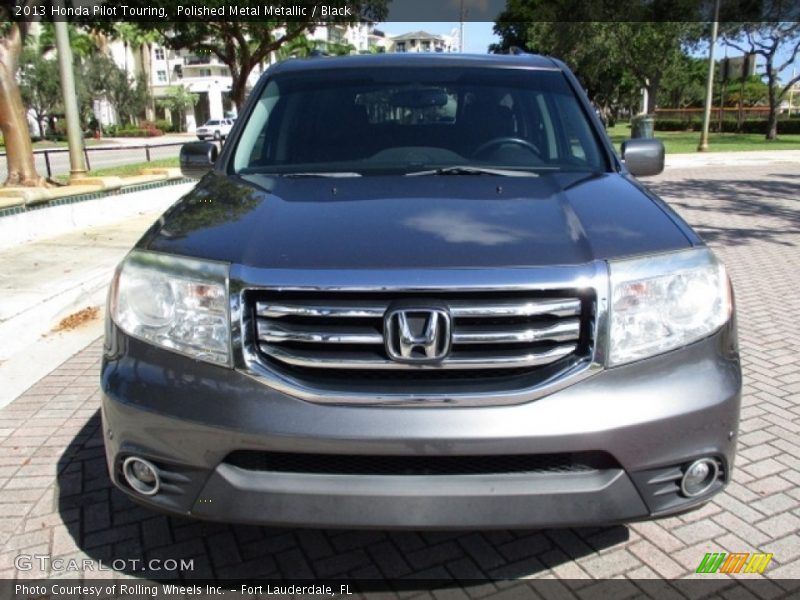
(655, 117), (800, 135)
(154, 119), (175, 133)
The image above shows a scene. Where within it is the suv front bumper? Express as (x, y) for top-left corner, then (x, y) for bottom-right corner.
(101, 322), (740, 529)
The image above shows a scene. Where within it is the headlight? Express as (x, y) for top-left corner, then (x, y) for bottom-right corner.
(608, 248), (731, 367)
(110, 250), (231, 366)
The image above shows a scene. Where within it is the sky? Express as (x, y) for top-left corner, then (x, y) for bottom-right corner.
(381, 22), (798, 84)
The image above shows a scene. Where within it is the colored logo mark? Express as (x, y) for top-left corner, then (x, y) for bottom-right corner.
(696, 552), (773, 574)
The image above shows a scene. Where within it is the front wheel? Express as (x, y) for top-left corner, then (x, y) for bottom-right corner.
(213, 131), (221, 141)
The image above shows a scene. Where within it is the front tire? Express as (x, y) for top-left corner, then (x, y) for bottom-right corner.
(213, 131), (221, 141)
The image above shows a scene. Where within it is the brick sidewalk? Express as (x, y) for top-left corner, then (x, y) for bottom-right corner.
(0, 163), (798, 590)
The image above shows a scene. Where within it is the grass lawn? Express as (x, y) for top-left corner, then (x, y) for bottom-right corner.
(606, 123), (800, 154)
(52, 158), (180, 184)
(87, 157), (179, 177)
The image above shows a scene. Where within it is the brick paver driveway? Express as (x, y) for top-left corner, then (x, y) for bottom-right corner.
(1, 161), (798, 591)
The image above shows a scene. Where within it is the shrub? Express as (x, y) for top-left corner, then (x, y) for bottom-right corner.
(655, 116), (800, 135)
(654, 118), (698, 131)
(139, 121), (165, 137)
(777, 118), (800, 135)
(154, 119), (174, 133)
(116, 125), (164, 137)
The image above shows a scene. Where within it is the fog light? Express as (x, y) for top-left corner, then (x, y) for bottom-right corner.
(680, 458), (719, 497)
(122, 457), (161, 496)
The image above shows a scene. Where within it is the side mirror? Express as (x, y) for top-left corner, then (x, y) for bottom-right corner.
(180, 142), (218, 179)
(621, 139), (664, 177)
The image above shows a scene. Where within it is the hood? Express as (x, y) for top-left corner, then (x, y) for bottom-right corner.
(140, 172), (694, 269)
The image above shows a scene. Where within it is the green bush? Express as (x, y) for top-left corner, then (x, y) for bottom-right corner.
(776, 118), (800, 134)
(655, 116), (800, 135)
(654, 118), (698, 131)
(154, 119), (174, 133)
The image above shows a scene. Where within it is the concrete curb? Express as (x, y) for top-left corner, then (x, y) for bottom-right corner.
(0, 170), (185, 209)
(0, 180), (194, 252)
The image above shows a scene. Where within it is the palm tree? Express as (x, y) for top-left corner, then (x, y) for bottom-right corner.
(275, 35), (317, 62)
(36, 23), (99, 58)
(113, 24), (159, 120)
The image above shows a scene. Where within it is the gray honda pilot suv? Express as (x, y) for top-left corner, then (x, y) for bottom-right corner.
(101, 53), (741, 528)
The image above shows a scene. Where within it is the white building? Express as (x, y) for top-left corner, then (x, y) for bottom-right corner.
(101, 23), (377, 132)
(307, 23), (373, 53)
(387, 31), (459, 54)
(146, 47), (261, 131)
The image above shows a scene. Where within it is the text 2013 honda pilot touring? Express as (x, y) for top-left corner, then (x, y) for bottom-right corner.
(101, 53), (741, 528)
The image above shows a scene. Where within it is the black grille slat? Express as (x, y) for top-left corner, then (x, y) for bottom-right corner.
(224, 450), (618, 476)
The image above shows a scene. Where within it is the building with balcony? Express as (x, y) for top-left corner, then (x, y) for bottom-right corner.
(387, 30), (459, 54)
(102, 23), (379, 132)
(147, 48), (261, 131)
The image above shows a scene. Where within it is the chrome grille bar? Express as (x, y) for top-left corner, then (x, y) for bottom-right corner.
(453, 319), (580, 345)
(449, 298), (581, 318)
(257, 322), (383, 345)
(258, 319), (580, 346)
(255, 298), (581, 319)
(256, 301), (386, 319)
(259, 344), (577, 370)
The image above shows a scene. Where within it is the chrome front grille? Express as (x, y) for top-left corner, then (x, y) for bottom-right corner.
(249, 291), (592, 384)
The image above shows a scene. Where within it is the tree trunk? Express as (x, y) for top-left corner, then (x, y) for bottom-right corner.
(0, 23), (45, 187)
(231, 66), (251, 112)
(766, 66), (778, 140)
(145, 42), (155, 120)
(645, 78), (660, 115)
(766, 106), (778, 140)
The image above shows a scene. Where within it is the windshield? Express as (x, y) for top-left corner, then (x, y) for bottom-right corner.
(233, 66), (607, 176)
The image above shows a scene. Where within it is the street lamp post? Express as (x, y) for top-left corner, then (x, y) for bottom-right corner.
(54, 20), (87, 178)
(698, 0), (721, 152)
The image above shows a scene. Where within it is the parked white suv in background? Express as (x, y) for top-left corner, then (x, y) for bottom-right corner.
(196, 118), (234, 141)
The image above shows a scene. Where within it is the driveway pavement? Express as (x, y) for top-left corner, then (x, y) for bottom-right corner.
(0, 155), (799, 593)
(0, 182), (192, 408)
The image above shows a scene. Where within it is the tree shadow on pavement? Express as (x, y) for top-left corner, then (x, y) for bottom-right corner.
(56, 410), (629, 584)
(644, 175), (800, 248)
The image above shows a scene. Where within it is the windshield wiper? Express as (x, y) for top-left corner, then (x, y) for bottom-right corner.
(405, 166), (539, 177)
(281, 171), (362, 178)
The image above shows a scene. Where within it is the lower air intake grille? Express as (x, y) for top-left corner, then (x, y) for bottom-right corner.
(224, 450), (617, 476)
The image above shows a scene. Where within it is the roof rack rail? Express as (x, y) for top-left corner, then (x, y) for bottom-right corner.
(508, 46), (527, 55)
(309, 49), (330, 57)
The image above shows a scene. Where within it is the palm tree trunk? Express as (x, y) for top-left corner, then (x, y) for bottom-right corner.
(0, 23), (44, 186)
